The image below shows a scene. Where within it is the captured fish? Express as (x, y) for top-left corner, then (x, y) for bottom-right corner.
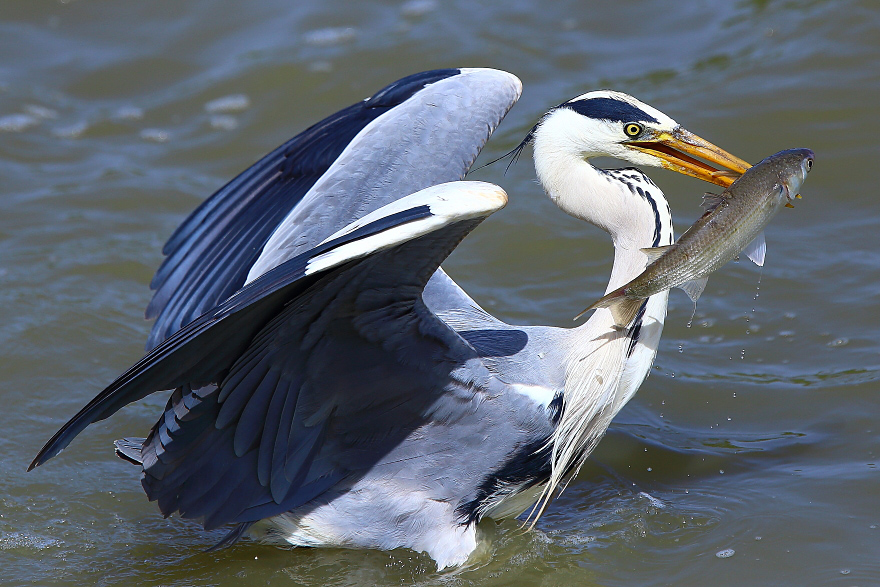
(583, 148), (814, 327)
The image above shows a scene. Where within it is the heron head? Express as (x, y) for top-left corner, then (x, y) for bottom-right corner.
(530, 91), (751, 187)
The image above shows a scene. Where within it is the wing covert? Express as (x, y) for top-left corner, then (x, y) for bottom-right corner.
(146, 68), (521, 350)
(32, 182), (508, 533)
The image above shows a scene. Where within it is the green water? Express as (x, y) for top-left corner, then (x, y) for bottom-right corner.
(2, 1), (879, 585)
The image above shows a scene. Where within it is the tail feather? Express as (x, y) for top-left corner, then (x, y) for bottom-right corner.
(114, 437), (145, 466)
(576, 287), (643, 328)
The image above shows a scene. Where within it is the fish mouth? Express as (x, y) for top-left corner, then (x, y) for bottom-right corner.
(626, 127), (751, 187)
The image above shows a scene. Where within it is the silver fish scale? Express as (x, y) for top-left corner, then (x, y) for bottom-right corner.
(625, 148), (812, 298)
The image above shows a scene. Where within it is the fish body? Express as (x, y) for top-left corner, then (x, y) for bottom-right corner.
(586, 148), (814, 327)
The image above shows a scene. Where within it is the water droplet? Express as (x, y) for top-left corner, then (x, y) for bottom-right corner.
(827, 338), (849, 348)
(840, 569), (850, 575)
(715, 548), (735, 559)
(647, 467), (652, 472)
(719, 469), (724, 474)
(678, 344), (683, 353)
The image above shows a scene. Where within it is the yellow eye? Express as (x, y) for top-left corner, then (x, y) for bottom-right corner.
(624, 123), (643, 138)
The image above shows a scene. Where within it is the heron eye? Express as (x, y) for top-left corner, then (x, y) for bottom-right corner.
(624, 123), (643, 138)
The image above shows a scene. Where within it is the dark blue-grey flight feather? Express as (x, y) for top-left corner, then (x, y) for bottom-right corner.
(144, 68), (523, 353)
(31, 189), (513, 538)
(145, 69), (462, 350)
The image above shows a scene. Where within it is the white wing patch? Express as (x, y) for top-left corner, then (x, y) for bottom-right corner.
(305, 182), (507, 276)
(509, 383), (557, 408)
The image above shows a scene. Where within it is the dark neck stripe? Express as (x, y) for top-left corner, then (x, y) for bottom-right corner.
(640, 186), (662, 248)
(627, 180), (664, 357)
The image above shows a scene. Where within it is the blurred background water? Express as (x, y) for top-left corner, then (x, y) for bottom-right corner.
(2, 0), (878, 585)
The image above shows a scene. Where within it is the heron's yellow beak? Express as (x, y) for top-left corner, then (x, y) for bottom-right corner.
(626, 127), (751, 187)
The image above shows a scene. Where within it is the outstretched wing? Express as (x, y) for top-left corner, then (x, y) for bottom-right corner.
(32, 182), (508, 530)
(146, 68), (522, 350)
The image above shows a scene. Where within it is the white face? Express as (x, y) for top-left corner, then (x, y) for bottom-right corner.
(566, 90), (679, 128)
(535, 90), (680, 167)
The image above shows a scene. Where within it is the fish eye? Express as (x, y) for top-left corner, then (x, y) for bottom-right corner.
(806, 158), (813, 172)
(624, 123), (643, 138)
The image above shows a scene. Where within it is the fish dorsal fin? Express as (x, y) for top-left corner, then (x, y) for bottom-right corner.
(742, 231), (766, 267)
(679, 276), (709, 302)
(701, 192), (728, 212)
(640, 244), (677, 263)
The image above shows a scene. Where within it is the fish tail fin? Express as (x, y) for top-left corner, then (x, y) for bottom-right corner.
(575, 287), (643, 328)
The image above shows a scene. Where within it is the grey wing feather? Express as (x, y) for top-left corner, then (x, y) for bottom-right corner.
(247, 68), (521, 278)
(32, 183), (508, 532)
(146, 68), (521, 350)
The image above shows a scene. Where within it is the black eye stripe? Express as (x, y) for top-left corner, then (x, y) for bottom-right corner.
(563, 97), (659, 124)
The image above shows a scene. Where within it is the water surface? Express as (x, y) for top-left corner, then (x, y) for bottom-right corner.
(2, 1), (879, 585)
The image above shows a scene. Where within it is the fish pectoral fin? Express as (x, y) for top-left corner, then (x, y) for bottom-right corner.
(608, 298), (643, 329)
(785, 202), (795, 208)
(678, 276), (709, 303)
(640, 244), (677, 263)
(701, 192), (728, 212)
(742, 232), (767, 267)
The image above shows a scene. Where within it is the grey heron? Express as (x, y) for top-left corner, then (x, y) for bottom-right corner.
(30, 68), (750, 569)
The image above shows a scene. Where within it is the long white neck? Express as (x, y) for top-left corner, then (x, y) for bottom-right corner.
(530, 120), (674, 513)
